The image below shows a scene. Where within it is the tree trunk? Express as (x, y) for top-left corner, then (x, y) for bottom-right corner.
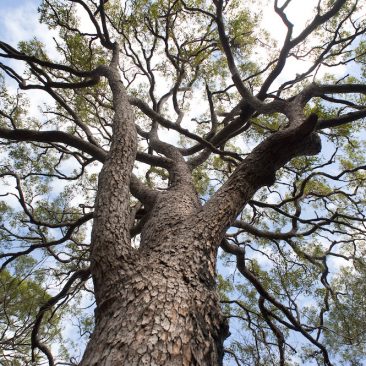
(78, 52), (231, 366)
(80, 219), (229, 366)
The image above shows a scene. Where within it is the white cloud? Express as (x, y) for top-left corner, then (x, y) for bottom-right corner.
(0, 1), (59, 117)
(0, 1), (58, 58)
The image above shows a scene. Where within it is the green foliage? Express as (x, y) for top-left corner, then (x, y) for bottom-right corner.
(18, 38), (49, 61)
(323, 262), (366, 363)
(0, 260), (62, 365)
(192, 165), (210, 195)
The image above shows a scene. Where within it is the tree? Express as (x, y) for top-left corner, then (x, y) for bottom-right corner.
(0, 0), (366, 364)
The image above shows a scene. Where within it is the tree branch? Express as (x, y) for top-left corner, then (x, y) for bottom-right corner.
(31, 268), (90, 365)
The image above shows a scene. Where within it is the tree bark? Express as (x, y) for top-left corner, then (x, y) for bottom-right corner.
(78, 44), (231, 366)
(80, 257), (228, 366)
(80, 206), (229, 366)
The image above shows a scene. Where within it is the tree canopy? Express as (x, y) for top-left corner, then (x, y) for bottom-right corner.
(1, 0), (366, 365)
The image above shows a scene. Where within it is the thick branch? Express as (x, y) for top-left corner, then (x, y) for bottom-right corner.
(305, 82), (366, 99)
(317, 109), (366, 129)
(0, 127), (106, 161)
(88, 51), (139, 303)
(232, 219), (319, 240)
(199, 114), (321, 243)
(0, 126), (160, 202)
(0, 41), (100, 77)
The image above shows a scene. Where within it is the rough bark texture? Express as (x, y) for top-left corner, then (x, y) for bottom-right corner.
(81, 184), (229, 366)
(81, 237), (228, 365)
(80, 111), (321, 365)
(89, 63), (138, 305)
(81, 53), (230, 365)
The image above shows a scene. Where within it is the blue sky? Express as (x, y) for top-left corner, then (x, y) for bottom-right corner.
(0, 0), (42, 42)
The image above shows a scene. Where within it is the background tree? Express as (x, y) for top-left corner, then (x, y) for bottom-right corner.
(0, 0), (366, 365)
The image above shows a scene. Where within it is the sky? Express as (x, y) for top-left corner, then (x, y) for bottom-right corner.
(0, 1), (364, 365)
(0, 0), (58, 116)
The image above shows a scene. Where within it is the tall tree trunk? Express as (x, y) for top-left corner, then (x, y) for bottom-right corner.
(79, 46), (232, 366)
(80, 206), (229, 366)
